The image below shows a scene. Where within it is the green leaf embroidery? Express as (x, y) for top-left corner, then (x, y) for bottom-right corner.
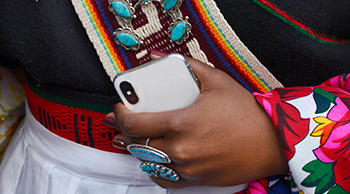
(302, 159), (335, 194)
(313, 88), (337, 114)
(342, 74), (348, 81)
(291, 176), (297, 188)
(328, 185), (349, 194)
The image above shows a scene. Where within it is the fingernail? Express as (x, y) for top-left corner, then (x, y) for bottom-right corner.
(103, 117), (115, 128)
(112, 138), (126, 150)
(150, 50), (169, 57)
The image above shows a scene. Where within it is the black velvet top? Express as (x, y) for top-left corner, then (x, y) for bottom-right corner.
(1, 0), (350, 101)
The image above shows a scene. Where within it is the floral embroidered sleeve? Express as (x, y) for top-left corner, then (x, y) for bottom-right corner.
(252, 74), (350, 194)
(0, 67), (25, 162)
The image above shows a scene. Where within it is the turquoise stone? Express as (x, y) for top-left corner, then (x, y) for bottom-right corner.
(171, 22), (186, 41)
(129, 148), (166, 163)
(116, 33), (138, 47)
(164, 0), (178, 10)
(112, 1), (131, 18)
(155, 165), (160, 171)
(139, 162), (179, 181)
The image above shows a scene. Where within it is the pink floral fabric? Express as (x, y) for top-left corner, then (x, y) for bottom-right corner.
(250, 74), (350, 194)
(230, 74), (350, 194)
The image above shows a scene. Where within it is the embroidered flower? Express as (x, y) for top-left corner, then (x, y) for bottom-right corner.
(312, 97), (350, 192)
(254, 87), (312, 160)
(245, 178), (268, 194)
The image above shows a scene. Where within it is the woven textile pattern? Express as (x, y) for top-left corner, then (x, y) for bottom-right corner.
(25, 82), (129, 153)
(71, 0), (283, 94)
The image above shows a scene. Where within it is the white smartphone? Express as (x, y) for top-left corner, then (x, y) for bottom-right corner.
(113, 53), (200, 113)
(114, 54), (248, 193)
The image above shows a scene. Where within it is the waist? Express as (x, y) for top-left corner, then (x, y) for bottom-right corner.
(24, 80), (248, 193)
(24, 80), (127, 154)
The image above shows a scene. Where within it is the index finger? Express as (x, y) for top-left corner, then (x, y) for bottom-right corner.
(114, 102), (182, 139)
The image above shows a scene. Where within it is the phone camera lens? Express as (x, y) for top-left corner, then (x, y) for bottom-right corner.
(120, 81), (139, 104)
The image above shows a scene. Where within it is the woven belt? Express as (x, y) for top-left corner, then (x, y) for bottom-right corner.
(24, 81), (129, 154)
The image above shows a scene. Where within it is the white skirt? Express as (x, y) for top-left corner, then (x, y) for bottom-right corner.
(0, 102), (247, 194)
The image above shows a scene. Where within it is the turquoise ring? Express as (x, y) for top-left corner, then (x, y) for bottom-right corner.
(126, 138), (171, 164)
(140, 161), (180, 182)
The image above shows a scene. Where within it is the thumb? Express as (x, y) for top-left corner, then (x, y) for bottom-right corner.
(185, 57), (227, 90)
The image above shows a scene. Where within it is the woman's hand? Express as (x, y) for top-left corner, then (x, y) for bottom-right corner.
(107, 54), (288, 188)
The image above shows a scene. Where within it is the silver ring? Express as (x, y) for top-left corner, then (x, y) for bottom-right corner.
(145, 138), (150, 146)
(126, 138), (171, 164)
(140, 161), (180, 182)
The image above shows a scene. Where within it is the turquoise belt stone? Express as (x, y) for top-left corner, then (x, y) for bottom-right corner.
(163, 0), (179, 11)
(108, 0), (191, 50)
(171, 22), (186, 41)
(140, 161), (180, 181)
(111, 1), (132, 18)
(109, 0), (136, 21)
(108, 0), (141, 50)
(126, 143), (172, 163)
(168, 17), (191, 44)
(116, 33), (138, 46)
(113, 27), (142, 50)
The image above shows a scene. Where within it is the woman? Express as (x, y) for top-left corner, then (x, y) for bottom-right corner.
(0, 0), (349, 193)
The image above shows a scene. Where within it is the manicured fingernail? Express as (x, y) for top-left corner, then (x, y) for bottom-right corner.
(103, 117), (115, 128)
(150, 50), (169, 57)
(112, 138), (126, 150)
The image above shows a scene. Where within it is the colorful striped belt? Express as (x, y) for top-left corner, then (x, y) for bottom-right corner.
(25, 81), (129, 154)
